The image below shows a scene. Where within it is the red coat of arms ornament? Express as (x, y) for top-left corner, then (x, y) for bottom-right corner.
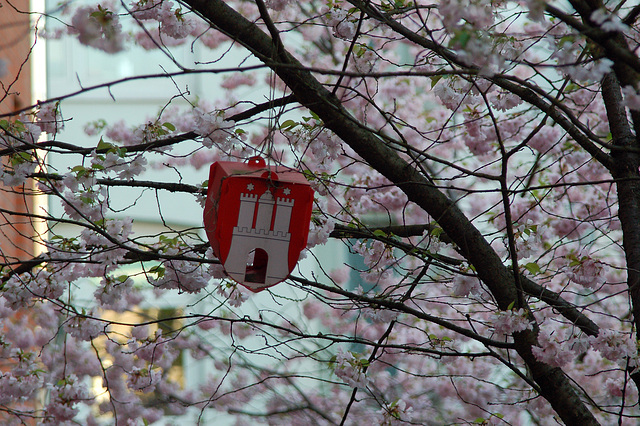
(203, 157), (314, 292)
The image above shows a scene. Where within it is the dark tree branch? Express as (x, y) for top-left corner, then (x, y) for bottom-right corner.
(32, 172), (205, 194)
(0, 66), (273, 119)
(601, 72), (640, 390)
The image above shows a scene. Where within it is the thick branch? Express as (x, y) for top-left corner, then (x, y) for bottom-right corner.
(32, 173), (204, 194)
(601, 73), (640, 391)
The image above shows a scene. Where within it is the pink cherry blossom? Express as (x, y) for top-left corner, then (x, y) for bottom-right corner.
(35, 102), (64, 134)
(63, 314), (104, 341)
(334, 349), (370, 389)
(492, 308), (534, 336)
(531, 328), (575, 367)
(567, 255), (605, 289)
(192, 108), (236, 150)
(69, 5), (125, 53)
(622, 85), (640, 110)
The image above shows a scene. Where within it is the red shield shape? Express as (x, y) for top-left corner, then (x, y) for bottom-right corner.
(203, 157), (314, 292)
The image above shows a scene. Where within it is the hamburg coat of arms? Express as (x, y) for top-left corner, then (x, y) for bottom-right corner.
(204, 157), (314, 292)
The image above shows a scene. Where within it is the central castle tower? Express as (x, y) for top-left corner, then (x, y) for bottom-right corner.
(223, 189), (294, 287)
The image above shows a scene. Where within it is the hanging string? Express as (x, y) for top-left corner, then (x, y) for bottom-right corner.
(257, 64), (279, 192)
(265, 67), (277, 168)
(255, 0), (284, 170)
(263, 29), (284, 192)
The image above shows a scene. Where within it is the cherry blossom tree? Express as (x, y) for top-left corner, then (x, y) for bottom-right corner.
(2, 0), (640, 424)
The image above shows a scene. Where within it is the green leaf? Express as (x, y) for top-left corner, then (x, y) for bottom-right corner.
(279, 119), (298, 131)
(558, 35), (576, 46)
(523, 262), (541, 274)
(302, 169), (316, 181)
(11, 152), (31, 165)
(354, 44), (366, 57)
(373, 229), (387, 238)
(430, 75), (443, 89)
(507, 300), (516, 311)
(450, 30), (471, 48)
(566, 254), (582, 267)
(328, 354), (337, 369)
(96, 138), (116, 151)
(13, 120), (26, 133)
(162, 122), (176, 131)
(149, 265), (165, 278)
(18, 152), (32, 161)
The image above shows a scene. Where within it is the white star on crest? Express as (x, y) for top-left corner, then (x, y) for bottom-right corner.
(283, 188), (291, 195)
(247, 183), (255, 191)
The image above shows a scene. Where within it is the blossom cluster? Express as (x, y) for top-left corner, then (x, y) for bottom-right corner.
(69, 5), (125, 53)
(334, 349), (370, 389)
(325, 6), (357, 40)
(491, 308), (534, 336)
(567, 254), (606, 289)
(130, 0), (196, 39)
(91, 149), (148, 180)
(193, 108), (238, 150)
(0, 104), (63, 186)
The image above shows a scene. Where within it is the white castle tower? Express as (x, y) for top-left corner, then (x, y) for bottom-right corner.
(224, 188), (295, 288)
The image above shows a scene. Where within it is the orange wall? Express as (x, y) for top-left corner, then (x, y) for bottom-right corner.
(0, 0), (37, 263)
(0, 0), (32, 114)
